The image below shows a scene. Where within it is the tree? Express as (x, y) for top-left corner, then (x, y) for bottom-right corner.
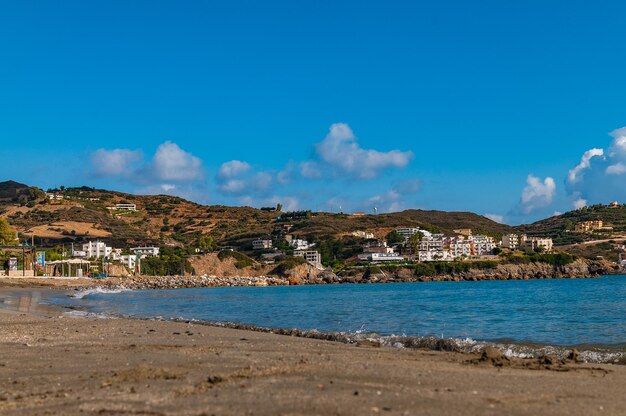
(276, 203), (283, 212)
(197, 235), (218, 252)
(407, 233), (423, 253)
(386, 231), (404, 246)
(0, 218), (16, 245)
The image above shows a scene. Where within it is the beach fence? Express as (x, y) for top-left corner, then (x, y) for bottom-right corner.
(45, 259), (91, 278)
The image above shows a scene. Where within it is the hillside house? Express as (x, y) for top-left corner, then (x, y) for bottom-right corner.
(72, 241), (113, 259)
(523, 237), (553, 253)
(252, 239), (273, 250)
(575, 220), (604, 233)
(294, 250), (323, 268)
(351, 230), (375, 239)
(131, 246), (160, 257)
(109, 203), (137, 211)
(501, 234), (526, 250)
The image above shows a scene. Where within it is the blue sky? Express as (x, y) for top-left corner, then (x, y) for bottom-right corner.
(2, 1), (626, 224)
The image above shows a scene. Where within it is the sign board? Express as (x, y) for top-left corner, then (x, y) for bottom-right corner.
(8, 257), (17, 271)
(37, 251), (45, 267)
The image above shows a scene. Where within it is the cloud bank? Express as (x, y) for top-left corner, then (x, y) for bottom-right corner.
(518, 174), (556, 214)
(566, 127), (626, 207)
(90, 141), (206, 200)
(311, 123), (413, 179)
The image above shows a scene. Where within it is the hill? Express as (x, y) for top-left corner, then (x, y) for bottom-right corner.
(0, 181), (511, 250)
(291, 209), (512, 239)
(515, 203), (626, 245)
(514, 203), (626, 261)
(0, 180), (44, 204)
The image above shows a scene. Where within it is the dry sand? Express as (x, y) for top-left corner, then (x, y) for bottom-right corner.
(0, 290), (624, 416)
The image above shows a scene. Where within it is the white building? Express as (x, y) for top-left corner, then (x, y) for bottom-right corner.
(419, 237), (445, 252)
(120, 254), (137, 271)
(417, 234), (496, 261)
(351, 230), (375, 239)
(360, 252), (405, 262)
(524, 237), (553, 253)
(396, 227), (432, 241)
(111, 248), (122, 261)
(131, 246), (160, 257)
(418, 250), (453, 262)
(74, 241), (112, 259)
(252, 239), (273, 250)
(45, 193), (64, 200)
(109, 203), (137, 211)
(289, 238), (314, 250)
(294, 250), (323, 268)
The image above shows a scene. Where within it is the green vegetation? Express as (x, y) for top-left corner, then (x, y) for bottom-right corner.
(196, 235), (219, 252)
(502, 252), (576, 266)
(140, 247), (193, 276)
(0, 218), (16, 245)
(385, 230), (404, 246)
(517, 203), (626, 245)
(272, 256), (306, 275)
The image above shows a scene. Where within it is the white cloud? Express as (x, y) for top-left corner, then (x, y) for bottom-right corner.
(253, 172), (272, 189)
(161, 184), (176, 192)
(300, 161), (323, 179)
(367, 189), (405, 213)
(276, 162), (295, 184)
(606, 162), (626, 175)
(91, 148), (143, 177)
(484, 213), (505, 223)
(218, 179), (247, 194)
(90, 141), (203, 184)
(313, 123), (413, 179)
(150, 141), (203, 182)
(552, 211), (562, 217)
(567, 148), (604, 184)
(573, 198), (587, 209)
(215, 161), (273, 195)
(565, 127), (626, 204)
(608, 127), (626, 158)
(218, 160), (251, 179)
(519, 175), (556, 214)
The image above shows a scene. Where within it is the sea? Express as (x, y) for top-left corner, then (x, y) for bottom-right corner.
(31, 275), (626, 363)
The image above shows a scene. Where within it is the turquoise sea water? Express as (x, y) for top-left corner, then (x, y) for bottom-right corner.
(46, 275), (626, 350)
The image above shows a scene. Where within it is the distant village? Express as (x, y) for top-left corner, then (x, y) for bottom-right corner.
(249, 226), (556, 270)
(1, 193), (625, 277)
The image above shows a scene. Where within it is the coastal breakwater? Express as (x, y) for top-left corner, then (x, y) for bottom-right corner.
(98, 258), (619, 290)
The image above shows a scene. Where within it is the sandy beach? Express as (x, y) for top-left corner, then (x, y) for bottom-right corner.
(0, 288), (623, 416)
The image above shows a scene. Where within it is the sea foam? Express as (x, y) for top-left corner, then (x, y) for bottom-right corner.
(70, 287), (132, 299)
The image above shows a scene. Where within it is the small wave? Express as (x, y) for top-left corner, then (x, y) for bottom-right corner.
(63, 309), (116, 319)
(70, 287), (132, 299)
(174, 318), (625, 364)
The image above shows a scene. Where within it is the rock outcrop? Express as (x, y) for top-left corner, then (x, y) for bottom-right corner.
(98, 257), (619, 290)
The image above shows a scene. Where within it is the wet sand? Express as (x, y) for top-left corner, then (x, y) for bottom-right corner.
(0, 291), (625, 415)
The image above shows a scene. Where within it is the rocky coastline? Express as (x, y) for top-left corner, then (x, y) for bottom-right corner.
(96, 258), (620, 290)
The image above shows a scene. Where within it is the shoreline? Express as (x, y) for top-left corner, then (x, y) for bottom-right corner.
(1, 259), (621, 293)
(1, 296), (626, 415)
(2, 286), (625, 366)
